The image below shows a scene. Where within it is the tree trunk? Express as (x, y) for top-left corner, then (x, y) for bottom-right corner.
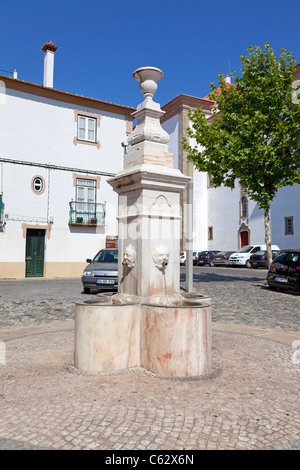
(264, 207), (272, 269)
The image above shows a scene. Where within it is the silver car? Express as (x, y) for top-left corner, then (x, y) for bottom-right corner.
(81, 248), (118, 294)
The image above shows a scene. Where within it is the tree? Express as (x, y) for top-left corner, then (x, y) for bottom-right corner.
(183, 43), (300, 268)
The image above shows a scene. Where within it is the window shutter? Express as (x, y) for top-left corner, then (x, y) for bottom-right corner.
(78, 116), (86, 140)
(88, 118), (95, 141)
(77, 186), (85, 202)
(87, 187), (95, 203)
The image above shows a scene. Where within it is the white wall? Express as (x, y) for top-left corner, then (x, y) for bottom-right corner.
(0, 86), (129, 276)
(1, 88), (126, 173)
(160, 105), (299, 254)
(271, 185), (300, 249)
(161, 114), (179, 169)
(193, 169), (208, 251)
(247, 201), (266, 245)
(207, 183), (239, 251)
(207, 181), (267, 251)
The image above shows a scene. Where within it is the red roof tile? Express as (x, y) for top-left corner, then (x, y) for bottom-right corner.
(203, 82), (236, 100)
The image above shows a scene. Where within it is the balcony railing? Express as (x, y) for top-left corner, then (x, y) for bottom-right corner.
(69, 201), (106, 225)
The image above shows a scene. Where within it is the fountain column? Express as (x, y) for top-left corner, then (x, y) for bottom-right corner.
(110, 67), (189, 305)
(74, 67), (212, 378)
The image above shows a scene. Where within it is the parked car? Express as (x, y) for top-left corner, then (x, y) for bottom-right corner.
(212, 251), (235, 266)
(180, 251), (200, 266)
(196, 251), (221, 266)
(180, 251), (186, 265)
(249, 250), (281, 269)
(81, 248), (118, 294)
(228, 244), (280, 268)
(267, 250), (300, 292)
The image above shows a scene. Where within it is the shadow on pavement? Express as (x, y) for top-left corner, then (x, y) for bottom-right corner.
(180, 272), (265, 283)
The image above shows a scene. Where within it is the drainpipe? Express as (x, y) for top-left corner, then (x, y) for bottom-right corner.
(0, 162), (3, 194)
(0, 164), (5, 227)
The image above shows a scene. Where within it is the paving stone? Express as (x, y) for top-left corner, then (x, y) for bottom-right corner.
(0, 273), (299, 450)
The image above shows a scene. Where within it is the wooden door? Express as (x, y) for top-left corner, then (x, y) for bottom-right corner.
(240, 230), (249, 248)
(25, 229), (45, 277)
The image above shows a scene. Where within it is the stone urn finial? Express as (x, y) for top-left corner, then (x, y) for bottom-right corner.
(133, 67), (163, 101)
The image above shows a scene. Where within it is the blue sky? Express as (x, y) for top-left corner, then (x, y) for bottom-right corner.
(1, 0), (300, 108)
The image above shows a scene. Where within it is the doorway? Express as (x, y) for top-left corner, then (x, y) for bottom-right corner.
(25, 229), (45, 277)
(240, 230), (249, 248)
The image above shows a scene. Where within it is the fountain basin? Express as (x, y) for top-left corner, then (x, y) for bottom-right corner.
(74, 297), (211, 378)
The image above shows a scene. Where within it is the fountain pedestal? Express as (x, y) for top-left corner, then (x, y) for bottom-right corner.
(74, 67), (212, 378)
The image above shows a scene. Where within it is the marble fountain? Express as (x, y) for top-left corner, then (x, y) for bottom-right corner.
(74, 67), (212, 378)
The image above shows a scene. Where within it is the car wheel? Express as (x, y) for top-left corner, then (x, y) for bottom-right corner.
(84, 287), (90, 294)
(245, 260), (251, 268)
(209, 261), (214, 267)
(268, 284), (277, 291)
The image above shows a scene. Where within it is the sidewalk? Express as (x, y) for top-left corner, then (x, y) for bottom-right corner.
(0, 317), (299, 450)
(0, 275), (299, 450)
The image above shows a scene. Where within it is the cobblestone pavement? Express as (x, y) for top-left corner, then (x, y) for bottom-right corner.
(189, 267), (300, 332)
(0, 269), (299, 451)
(0, 268), (299, 331)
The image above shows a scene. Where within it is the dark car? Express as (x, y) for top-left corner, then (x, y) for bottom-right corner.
(211, 251), (235, 266)
(267, 250), (300, 292)
(196, 250), (220, 266)
(81, 248), (118, 294)
(249, 250), (281, 269)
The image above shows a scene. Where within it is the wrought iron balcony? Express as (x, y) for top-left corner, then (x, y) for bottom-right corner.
(69, 201), (106, 226)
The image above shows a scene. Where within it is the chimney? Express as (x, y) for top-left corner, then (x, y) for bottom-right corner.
(41, 41), (57, 88)
(224, 74), (231, 84)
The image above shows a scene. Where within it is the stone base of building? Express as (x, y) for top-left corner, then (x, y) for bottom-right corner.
(0, 262), (88, 279)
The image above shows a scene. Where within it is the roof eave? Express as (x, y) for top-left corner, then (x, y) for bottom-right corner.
(1, 75), (135, 117)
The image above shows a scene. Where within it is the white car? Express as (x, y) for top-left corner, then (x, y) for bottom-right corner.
(180, 251), (186, 265)
(228, 244), (280, 268)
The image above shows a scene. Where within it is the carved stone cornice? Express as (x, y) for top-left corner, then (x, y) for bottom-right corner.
(161, 94), (214, 123)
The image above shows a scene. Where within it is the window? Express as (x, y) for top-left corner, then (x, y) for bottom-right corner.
(76, 178), (97, 206)
(77, 115), (97, 143)
(94, 249), (118, 263)
(33, 177), (43, 192)
(207, 173), (213, 188)
(239, 187), (249, 223)
(73, 110), (101, 148)
(275, 252), (299, 263)
(285, 216), (294, 235)
(241, 196), (248, 219)
(208, 226), (213, 240)
(31, 175), (46, 195)
(69, 174), (106, 225)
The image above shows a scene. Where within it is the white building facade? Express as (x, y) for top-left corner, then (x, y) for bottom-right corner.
(0, 43), (298, 280)
(0, 42), (134, 279)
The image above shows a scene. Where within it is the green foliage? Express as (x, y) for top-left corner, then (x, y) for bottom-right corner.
(183, 43), (300, 210)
